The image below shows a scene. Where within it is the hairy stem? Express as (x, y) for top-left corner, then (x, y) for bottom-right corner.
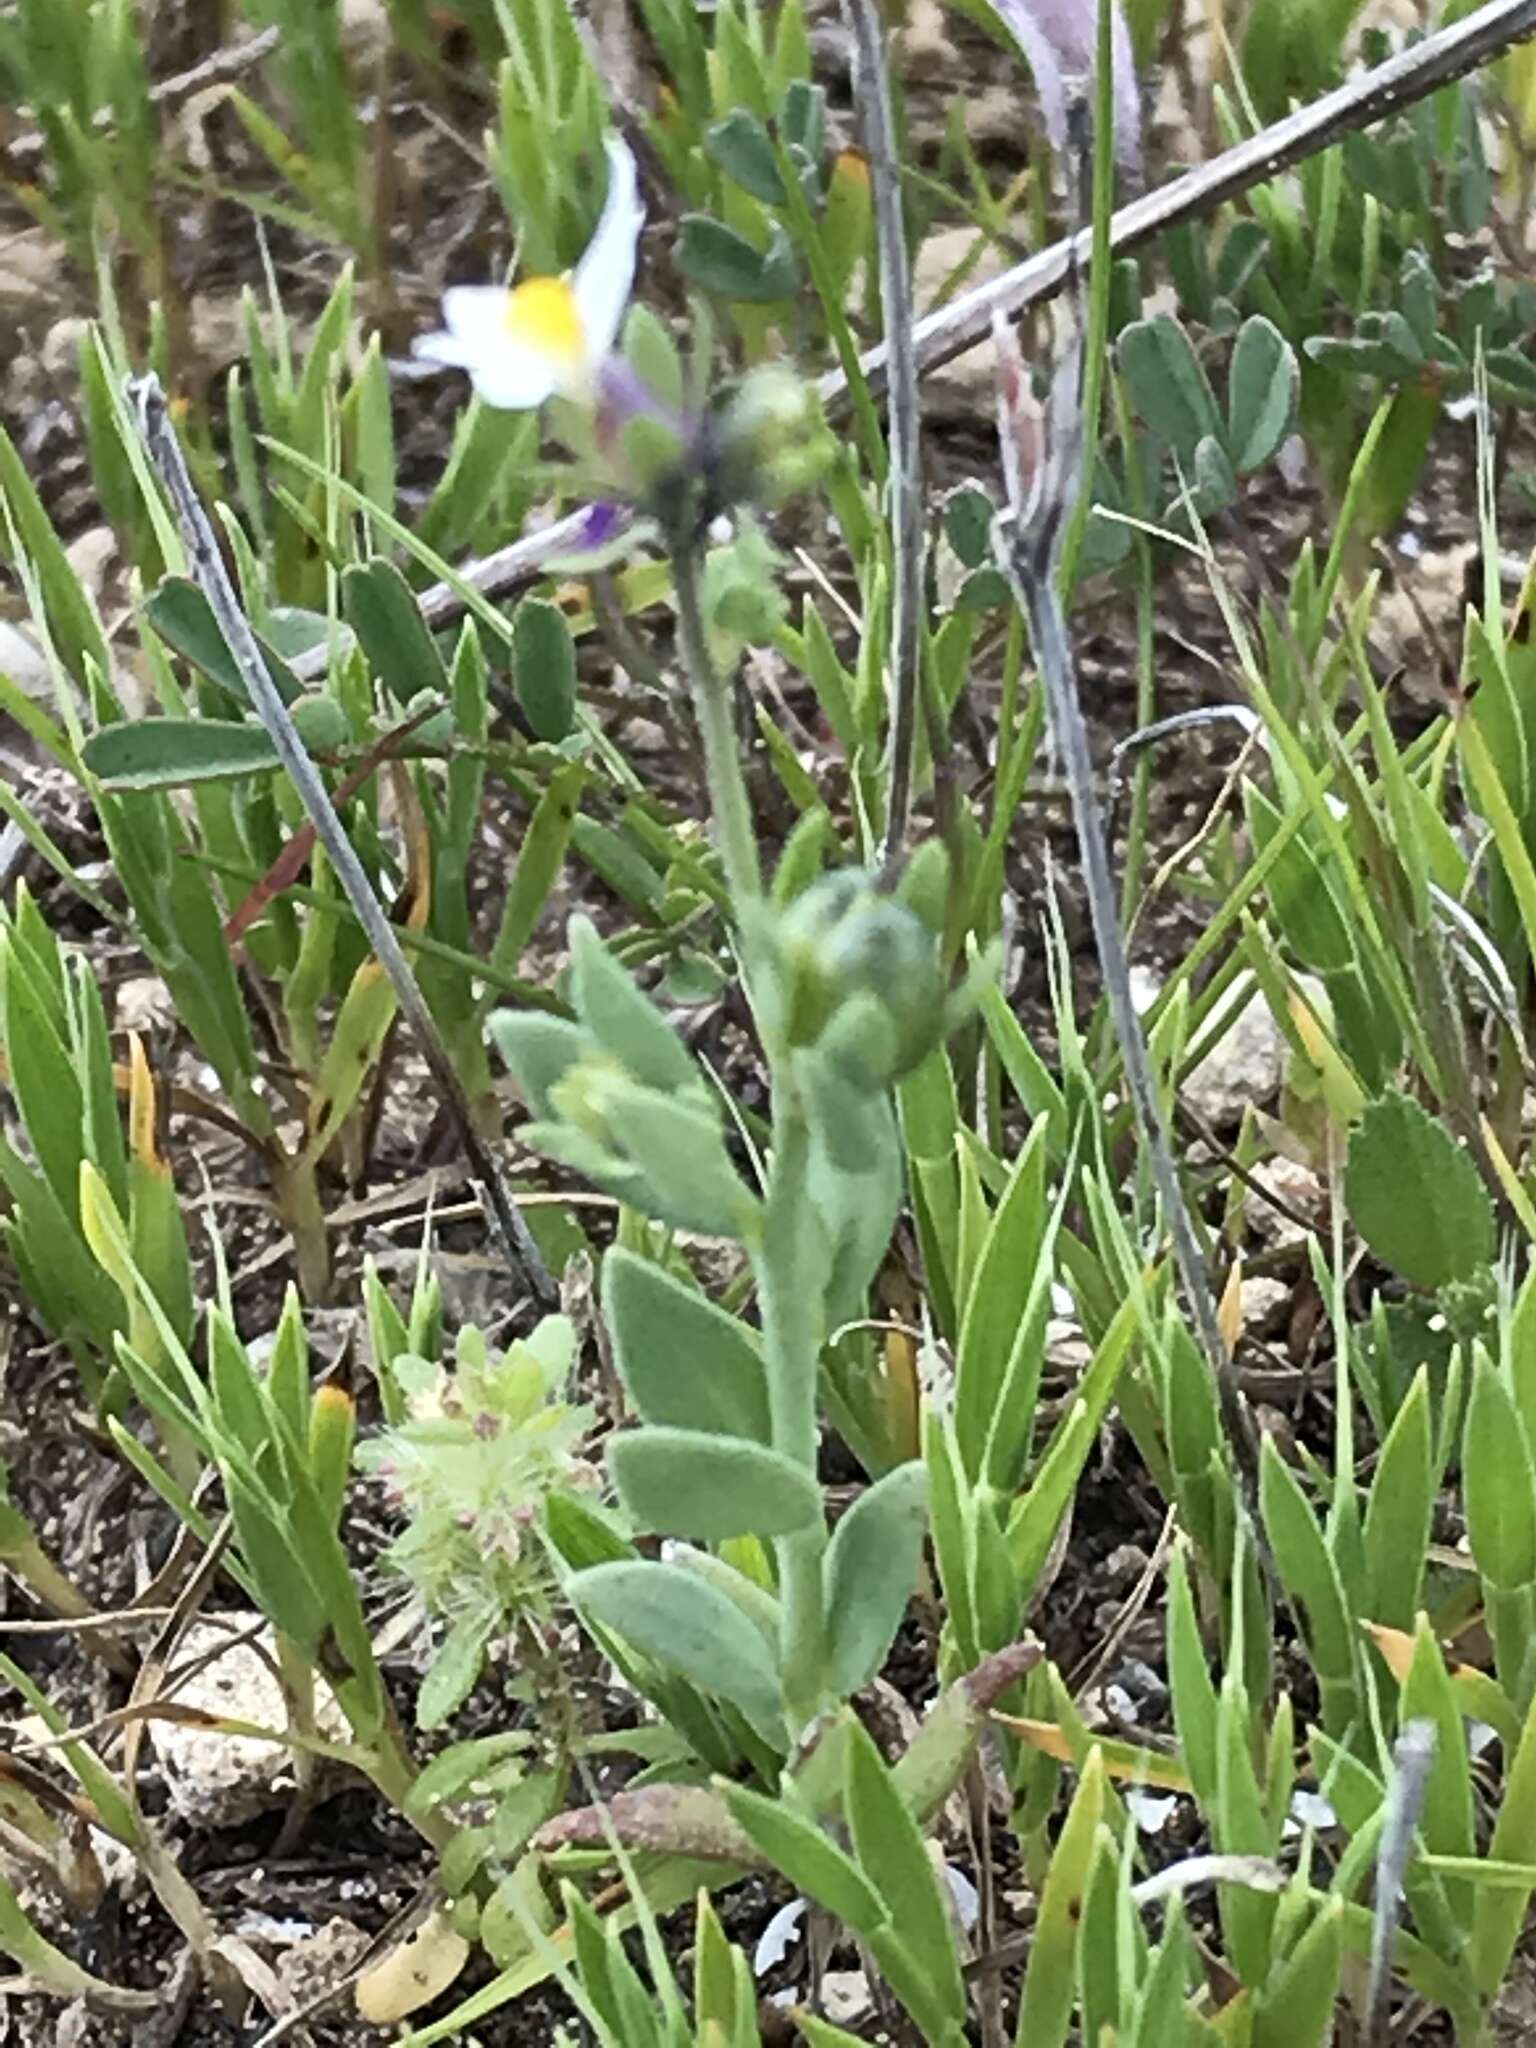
(671, 518), (828, 1731)
(758, 1089), (829, 1733)
(670, 527), (761, 915)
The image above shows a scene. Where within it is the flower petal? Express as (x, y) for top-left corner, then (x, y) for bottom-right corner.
(572, 136), (644, 365)
(413, 286), (559, 409)
(990, 0), (1141, 171)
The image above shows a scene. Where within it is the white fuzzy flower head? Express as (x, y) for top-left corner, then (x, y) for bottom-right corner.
(414, 136), (643, 409)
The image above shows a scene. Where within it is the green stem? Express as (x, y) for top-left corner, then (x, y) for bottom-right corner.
(670, 528), (761, 918)
(757, 1084), (828, 1732)
(670, 524), (828, 1729)
(1055, 0), (1120, 597)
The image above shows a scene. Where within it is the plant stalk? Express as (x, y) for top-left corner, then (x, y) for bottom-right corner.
(127, 374), (555, 1308)
(1009, 553), (1260, 1499)
(839, 0), (924, 869)
(757, 1086), (829, 1733)
(669, 526), (761, 915)
(818, 0), (1536, 409)
(669, 516), (829, 1731)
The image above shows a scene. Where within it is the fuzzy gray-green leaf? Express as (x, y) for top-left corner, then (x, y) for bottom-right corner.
(603, 1246), (770, 1443)
(824, 1461), (929, 1698)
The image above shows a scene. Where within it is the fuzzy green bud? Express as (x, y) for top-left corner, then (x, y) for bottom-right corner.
(714, 366), (834, 508)
(291, 691), (349, 753)
(773, 870), (949, 1085)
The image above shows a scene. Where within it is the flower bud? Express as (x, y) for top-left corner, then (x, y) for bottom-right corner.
(291, 691), (350, 753)
(773, 870), (949, 1084)
(713, 366), (834, 509)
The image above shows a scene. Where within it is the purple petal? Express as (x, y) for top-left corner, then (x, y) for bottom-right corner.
(578, 500), (627, 550)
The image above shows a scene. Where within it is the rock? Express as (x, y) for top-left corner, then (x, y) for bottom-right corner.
(0, 617), (54, 703)
(41, 315), (91, 380)
(823, 1970), (873, 2024)
(341, 0), (391, 55)
(1243, 1156), (1326, 1249)
(0, 231), (61, 314)
(911, 225), (1017, 414)
(116, 975), (177, 1036)
(1184, 990), (1286, 1127)
(64, 526), (119, 612)
(274, 1917), (371, 2012)
(148, 1618), (348, 1829)
(1240, 1277), (1291, 1329)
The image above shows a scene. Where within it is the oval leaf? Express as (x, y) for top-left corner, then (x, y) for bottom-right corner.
(511, 595), (577, 741)
(824, 1461), (929, 1697)
(1228, 316), (1299, 473)
(1117, 314), (1223, 463)
(610, 1425), (820, 1540)
(1344, 1089), (1495, 1292)
(570, 1560), (783, 1735)
(143, 575), (300, 705)
(341, 558), (450, 704)
(603, 1246), (770, 1443)
(83, 718), (281, 789)
(705, 110), (786, 205)
(677, 215), (797, 303)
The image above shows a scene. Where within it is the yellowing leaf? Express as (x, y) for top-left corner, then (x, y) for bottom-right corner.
(354, 1907), (469, 2024)
(992, 1715), (1192, 1791)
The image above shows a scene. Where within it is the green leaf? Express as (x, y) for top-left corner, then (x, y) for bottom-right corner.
(1400, 1615), (1476, 1929)
(0, 418), (112, 689)
(1006, 1295), (1138, 1598)
(1259, 1439), (1357, 1738)
(1014, 1747), (1107, 2048)
(705, 110), (785, 204)
(569, 916), (701, 1096)
(561, 1075), (757, 1238)
(1472, 1676), (1536, 1996)
(1117, 314), (1223, 463)
(823, 1461), (929, 1698)
(511, 596), (577, 742)
(142, 576), (300, 705)
(1227, 317), (1299, 473)
(341, 557), (450, 703)
(609, 1426), (822, 1540)
(571, 1561), (783, 1737)
(602, 1246), (770, 1443)
(1464, 1354), (1536, 1591)
(419, 1610), (495, 1730)
(224, 1474), (329, 1654)
(1362, 1367), (1433, 1632)
(954, 1117), (1052, 1490)
(1344, 1089), (1496, 1292)
(1167, 1544), (1220, 1812)
(725, 1779), (885, 1932)
(1251, 1897), (1343, 2048)
(1215, 1673), (1277, 1986)
(792, 2013), (869, 2046)
(1253, 782), (1359, 974)
(677, 216), (799, 302)
(942, 485), (996, 571)
(621, 304), (685, 413)
(845, 1720), (966, 2031)
(82, 717), (282, 789)
(0, 932), (81, 1214)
